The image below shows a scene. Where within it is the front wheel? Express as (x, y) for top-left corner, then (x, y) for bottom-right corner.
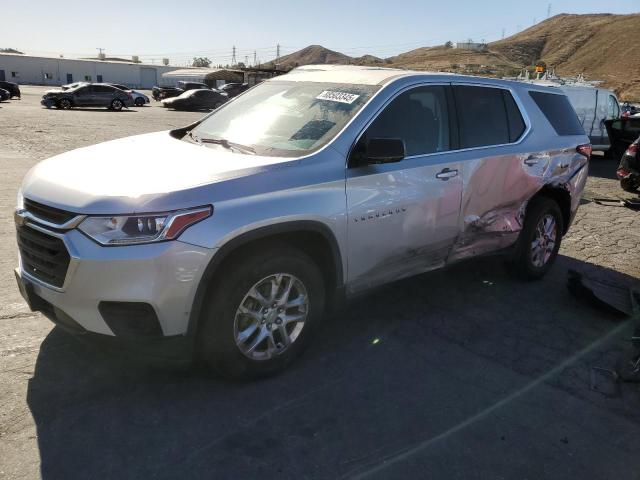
(198, 245), (325, 379)
(57, 98), (72, 109)
(509, 197), (563, 280)
(134, 97), (145, 107)
(110, 99), (124, 111)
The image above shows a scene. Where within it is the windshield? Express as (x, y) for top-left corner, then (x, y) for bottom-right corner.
(190, 80), (379, 157)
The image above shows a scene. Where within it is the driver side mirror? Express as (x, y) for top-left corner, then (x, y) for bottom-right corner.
(351, 138), (405, 166)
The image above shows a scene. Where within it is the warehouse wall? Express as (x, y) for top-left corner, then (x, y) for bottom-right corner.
(0, 54), (177, 88)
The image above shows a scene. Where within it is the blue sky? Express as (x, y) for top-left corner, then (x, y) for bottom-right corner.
(3, 0), (638, 66)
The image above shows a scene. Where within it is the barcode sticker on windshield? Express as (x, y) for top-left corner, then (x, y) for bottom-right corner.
(316, 91), (360, 104)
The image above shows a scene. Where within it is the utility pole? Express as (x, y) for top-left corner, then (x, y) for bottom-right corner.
(253, 50), (257, 67)
(96, 47), (105, 59)
(276, 43), (281, 63)
(245, 55), (248, 66)
(502, 28), (505, 39)
(547, 3), (552, 18)
(231, 45), (237, 66)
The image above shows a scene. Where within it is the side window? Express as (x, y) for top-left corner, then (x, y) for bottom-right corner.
(608, 95), (620, 119)
(529, 91), (585, 136)
(453, 86), (510, 148)
(502, 90), (526, 142)
(92, 85), (113, 93)
(361, 85), (450, 157)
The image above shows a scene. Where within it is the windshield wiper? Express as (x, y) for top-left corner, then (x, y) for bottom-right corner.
(198, 136), (256, 155)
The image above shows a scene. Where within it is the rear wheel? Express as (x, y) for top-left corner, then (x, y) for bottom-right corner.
(110, 99), (124, 111)
(57, 98), (72, 109)
(198, 245), (325, 379)
(509, 197), (563, 280)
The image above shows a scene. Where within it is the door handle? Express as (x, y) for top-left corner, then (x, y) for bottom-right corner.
(436, 168), (458, 180)
(524, 156), (540, 166)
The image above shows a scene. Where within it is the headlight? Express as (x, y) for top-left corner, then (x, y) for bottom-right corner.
(78, 206), (212, 246)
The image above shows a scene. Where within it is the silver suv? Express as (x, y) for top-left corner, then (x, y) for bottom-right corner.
(15, 65), (590, 378)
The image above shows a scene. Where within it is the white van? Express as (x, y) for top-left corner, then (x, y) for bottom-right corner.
(558, 85), (620, 151)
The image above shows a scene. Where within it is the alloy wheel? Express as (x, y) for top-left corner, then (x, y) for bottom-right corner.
(530, 214), (557, 268)
(233, 273), (309, 361)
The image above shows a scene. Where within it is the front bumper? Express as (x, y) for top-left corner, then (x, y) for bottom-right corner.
(16, 224), (215, 338)
(41, 98), (56, 108)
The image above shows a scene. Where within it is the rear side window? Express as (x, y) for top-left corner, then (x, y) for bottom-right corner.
(92, 85), (114, 93)
(503, 91), (526, 142)
(529, 91), (584, 136)
(453, 86), (511, 148)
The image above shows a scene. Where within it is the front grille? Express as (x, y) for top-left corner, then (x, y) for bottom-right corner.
(17, 225), (70, 288)
(23, 198), (77, 225)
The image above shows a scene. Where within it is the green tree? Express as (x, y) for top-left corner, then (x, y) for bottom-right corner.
(192, 57), (212, 68)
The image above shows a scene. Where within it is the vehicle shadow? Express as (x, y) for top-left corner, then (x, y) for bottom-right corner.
(589, 152), (619, 180)
(26, 255), (640, 479)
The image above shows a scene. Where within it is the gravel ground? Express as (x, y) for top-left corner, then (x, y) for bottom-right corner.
(1, 86), (640, 479)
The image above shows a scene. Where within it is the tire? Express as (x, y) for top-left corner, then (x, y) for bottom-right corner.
(198, 244), (325, 379)
(110, 99), (124, 111)
(134, 97), (145, 107)
(213, 102), (222, 109)
(57, 98), (72, 110)
(509, 196), (564, 280)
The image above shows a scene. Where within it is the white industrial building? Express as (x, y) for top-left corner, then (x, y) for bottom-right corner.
(0, 53), (179, 88)
(454, 42), (487, 52)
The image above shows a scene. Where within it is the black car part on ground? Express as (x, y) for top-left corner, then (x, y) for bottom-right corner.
(0, 81), (20, 98)
(567, 269), (640, 316)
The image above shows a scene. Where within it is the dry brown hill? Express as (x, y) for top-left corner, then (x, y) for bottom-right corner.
(267, 45), (352, 68)
(265, 14), (640, 99)
(491, 13), (640, 99)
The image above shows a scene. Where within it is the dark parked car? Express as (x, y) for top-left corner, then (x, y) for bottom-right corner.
(0, 81), (20, 98)
(104, 83), (150, 106)
(219, 82), (249, 98)
(41, 84), (133, 111)
(616, 136), (640, 192)
(152, 85), (183, 101)
(605, 116), (640, 159)
(0, 88), (10, 102)
(161, 89), (227, 111)
(177, 81), (210, 91)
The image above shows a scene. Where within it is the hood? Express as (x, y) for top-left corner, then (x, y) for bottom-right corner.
(22, 131), (296, 214)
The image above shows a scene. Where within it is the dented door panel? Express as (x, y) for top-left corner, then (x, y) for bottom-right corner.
(448, 146), (587, 262)
(346, 156), (463, 293)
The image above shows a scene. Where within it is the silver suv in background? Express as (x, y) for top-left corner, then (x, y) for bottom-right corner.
(15, 65), (590, 378)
